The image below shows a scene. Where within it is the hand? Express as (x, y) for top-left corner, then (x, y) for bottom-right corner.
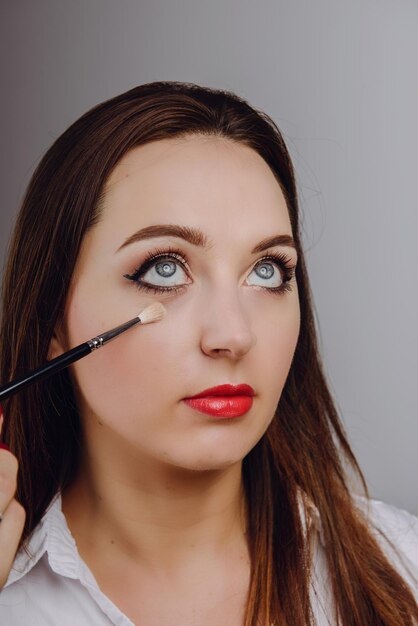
(0, 408), (26, 590)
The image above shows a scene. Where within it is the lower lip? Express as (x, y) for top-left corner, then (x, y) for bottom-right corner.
(183, 396), (253, 418)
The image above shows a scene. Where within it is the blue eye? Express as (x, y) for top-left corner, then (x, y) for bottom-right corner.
(124, 249), (191, 293)
(247, 260), (282, 288)
(141, 258), (188, 286)
(245, 254), (296, 294)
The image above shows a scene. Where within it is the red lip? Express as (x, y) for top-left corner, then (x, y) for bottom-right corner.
(183, 384), (255, 419)
(186, 384), (255, 399)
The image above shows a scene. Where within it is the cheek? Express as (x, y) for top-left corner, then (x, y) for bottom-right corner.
(255, 295), (300, 400)
(277, 306), (300, 363)
(64, 293), (184, 423)
(74, 335), (174, 418)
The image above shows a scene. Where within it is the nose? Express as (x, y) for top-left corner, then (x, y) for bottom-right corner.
(199, 288), (256, 360)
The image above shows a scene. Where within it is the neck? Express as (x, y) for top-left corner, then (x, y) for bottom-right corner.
(62, 450), (249, 572)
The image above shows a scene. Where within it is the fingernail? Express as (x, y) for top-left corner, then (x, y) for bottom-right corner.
(0, 442), (10, 451)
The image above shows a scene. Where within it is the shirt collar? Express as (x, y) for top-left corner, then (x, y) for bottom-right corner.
(4, 491), (98, 590)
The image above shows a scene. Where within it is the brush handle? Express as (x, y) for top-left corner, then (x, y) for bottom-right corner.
(0, 315), (142, 403)
(0, 343), (91, 402)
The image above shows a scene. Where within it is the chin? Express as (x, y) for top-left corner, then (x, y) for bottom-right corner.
(165, 450), (247, 473)
(152, 428), (264, 473)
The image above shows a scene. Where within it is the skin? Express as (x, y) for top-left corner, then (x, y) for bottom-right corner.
(0, 414), (26, 590)
(50, 135), (300, 625)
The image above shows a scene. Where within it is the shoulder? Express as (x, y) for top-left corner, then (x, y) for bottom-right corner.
(353, 495), (418, 587)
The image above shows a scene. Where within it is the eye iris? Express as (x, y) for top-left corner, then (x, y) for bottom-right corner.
(256, 263), (274, 279)
(156, 260), (177, 277)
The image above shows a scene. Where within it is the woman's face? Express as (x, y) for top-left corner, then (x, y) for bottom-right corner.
(52, 135), (300, 472)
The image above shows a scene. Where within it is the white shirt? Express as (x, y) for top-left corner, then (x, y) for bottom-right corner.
(0, 492), (417, 625)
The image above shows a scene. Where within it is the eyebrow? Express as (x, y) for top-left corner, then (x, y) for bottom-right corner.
(116, 224), (297, 254)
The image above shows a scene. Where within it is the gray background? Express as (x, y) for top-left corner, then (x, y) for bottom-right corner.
(1, 1), (417, 514)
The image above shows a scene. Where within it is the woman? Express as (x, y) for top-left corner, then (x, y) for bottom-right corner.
(0, 81), (417, 625)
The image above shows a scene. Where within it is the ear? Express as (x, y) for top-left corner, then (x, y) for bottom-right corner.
(48, 321), (68, 361)
(48, 333), (64, 360)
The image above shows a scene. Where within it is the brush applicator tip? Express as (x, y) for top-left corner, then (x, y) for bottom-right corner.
(138, 302), (166, 324)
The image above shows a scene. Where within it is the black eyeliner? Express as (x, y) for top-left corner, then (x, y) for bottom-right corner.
(123, 247), (297, 295)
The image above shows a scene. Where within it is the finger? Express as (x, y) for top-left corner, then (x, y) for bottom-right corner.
(0, 404), (26, 590)
(0, 447), (19, 531)
(0, 498), (26, 589)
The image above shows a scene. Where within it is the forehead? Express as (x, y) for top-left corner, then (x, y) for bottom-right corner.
(101, 135), (292, 236)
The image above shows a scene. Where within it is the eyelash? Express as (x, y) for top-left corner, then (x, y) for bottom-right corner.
(123, 246), (296, 296)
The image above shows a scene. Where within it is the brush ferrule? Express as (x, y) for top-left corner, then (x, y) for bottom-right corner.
(88, 337), (104, 350)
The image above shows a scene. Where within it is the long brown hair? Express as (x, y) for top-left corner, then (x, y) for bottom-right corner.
(1, 81), (417, 625)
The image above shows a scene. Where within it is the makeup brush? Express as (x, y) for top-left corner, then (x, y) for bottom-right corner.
(0, 303), (166, 402)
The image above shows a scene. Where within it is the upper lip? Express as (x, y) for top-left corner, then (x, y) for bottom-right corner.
(185, 384), (255, 399)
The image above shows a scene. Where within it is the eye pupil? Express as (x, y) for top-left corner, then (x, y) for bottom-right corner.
(256, 263), (274, 279)
(156, 261), (177, 277)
